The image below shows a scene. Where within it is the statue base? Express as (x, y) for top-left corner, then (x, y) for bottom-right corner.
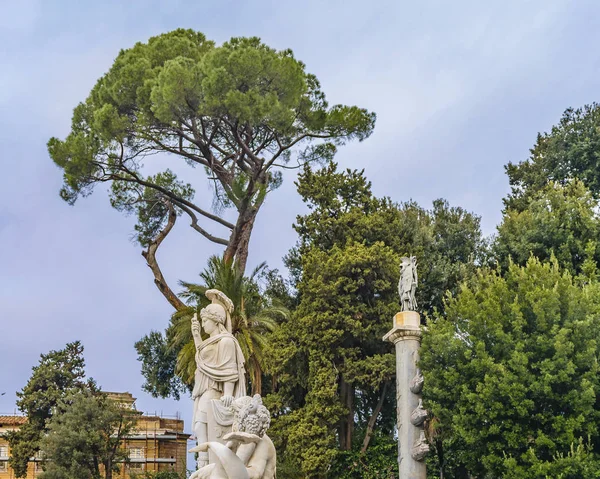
(394, 311), (421, 329)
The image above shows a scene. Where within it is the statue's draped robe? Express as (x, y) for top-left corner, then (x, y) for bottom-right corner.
(400, 268), (412, 299)
(399, 264), (417, 310)
(193, 333), (246, 428)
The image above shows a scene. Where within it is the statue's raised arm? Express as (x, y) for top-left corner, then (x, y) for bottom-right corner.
(191, 312), (203, 349)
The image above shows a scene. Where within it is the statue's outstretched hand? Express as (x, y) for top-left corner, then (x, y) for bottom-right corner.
(221, 395), (234, 408)
(189, 463), (214, 479)
(223, 431), (261, 444)
(189, 443), (209, 453)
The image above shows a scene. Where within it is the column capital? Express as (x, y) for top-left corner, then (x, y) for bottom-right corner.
(383, 311), (423, 344)
(383, 326), (422, 344)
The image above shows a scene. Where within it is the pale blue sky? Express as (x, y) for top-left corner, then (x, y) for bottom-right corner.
(1, 0), (599, 427)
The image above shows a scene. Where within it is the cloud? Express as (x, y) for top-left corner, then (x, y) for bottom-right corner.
(2, 0), (599, 425)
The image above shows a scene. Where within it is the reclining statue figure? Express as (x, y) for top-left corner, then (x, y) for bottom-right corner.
(189, 395), (276, 479)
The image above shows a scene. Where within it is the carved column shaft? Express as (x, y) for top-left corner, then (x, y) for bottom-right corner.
(383, 312), (426, 479)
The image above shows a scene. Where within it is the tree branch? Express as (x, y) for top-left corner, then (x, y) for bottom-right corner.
(145, 133), (210, 168)
(264, 132), (333, 170)
(252, 131), (275, 158)
(271, 161), (310, 170)
(110, 168), (234, 229)
(174, 201), (229, 245)
(224, 119), (263, 166)
(361, 381), (389, 453)
(141, 201), (186, 311)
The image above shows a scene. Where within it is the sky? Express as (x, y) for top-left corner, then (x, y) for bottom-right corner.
(1, 0), (600, 431)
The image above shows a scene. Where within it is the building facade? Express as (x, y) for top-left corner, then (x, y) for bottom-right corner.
(0, 392), (189, 478)
(0, 416), (39, 479)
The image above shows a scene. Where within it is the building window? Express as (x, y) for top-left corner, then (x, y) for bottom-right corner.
(0, 461), (7, 472)
(0, 446), (7, 458)
(129, 447), (145, 459)
(128, 462), (144, 472)
(35, 461), (43, 475)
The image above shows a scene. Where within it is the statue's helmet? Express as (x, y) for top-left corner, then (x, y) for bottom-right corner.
(200, 303), (227, 325)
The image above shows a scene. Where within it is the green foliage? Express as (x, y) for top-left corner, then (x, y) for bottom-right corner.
(276, 241), (399, 477)
(110, 170), (194, 248)
(494, 180), (600, 276)
(136, 256), (287, 397)
(287, 163), (485, 317)
(3, 342), (94, 478)
(505, 103), (600, 211)
(329, 431), (398, 479)
(48, 28), (375, 271)
(420, 258), (600, 477)
(424, 198), (487, 316)
(134, 330), (189, 400)
(130, 472), (185, 479)
(504, 438), (600, 479)
(39, 390), (134, 479)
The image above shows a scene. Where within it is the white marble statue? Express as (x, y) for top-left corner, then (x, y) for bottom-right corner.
(398, 256), (418, 311)
(190, 395), (276, 479)
(192, 289), (247, 468)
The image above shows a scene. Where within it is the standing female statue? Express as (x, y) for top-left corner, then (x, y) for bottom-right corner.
(398, 256), (418, 312)
(192, 289), (247, 467)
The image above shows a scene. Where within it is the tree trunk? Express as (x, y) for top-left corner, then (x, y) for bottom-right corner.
(142, 200), (186, 311)
(250, 357), (262, 396)
(105, 458), (112, 479)
(436, 438), (444, 479)
(224, 206), (258, 273)
(339, 377), (354, 450)
(361, 381), (389, 453)
(92, 455), (100, 479)
(234, 213), (257, 274)
(224, 182), (265, 274)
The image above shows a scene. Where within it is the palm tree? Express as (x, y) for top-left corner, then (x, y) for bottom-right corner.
(167, 256), (287, 395)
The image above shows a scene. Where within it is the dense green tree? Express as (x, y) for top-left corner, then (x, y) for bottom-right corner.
(287, 163), (485, 316)
(135, 256), (286, 398)
(134, 330), (189, 400)
(272, 240), (399, 477)
(4, 342), (94, 478)
(420, 258), (600, 478)
(328, 430), (398, 479)
(423, 198), (486, 316)
(265, 164), (484, 478)
(505, 103), (600, 211)
(39, 391), (134, 479)
(494, 180), (600, 276)
(49, 28), (375, 310)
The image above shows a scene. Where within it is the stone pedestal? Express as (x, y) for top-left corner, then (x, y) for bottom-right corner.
(383, 311), (426, 479)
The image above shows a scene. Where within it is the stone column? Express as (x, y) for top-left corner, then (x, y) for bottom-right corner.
(383, 311), (427, 479)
